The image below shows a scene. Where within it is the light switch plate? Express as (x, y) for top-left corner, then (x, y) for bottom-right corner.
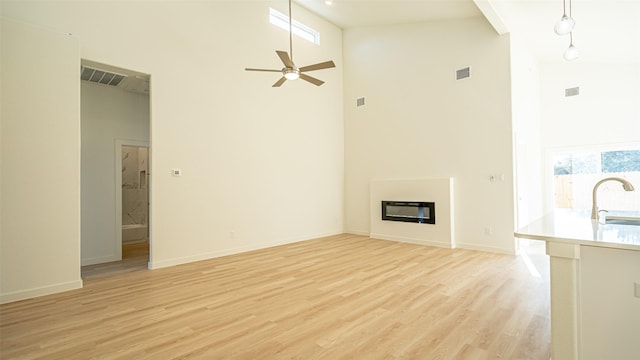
(635, 282), (640, 298)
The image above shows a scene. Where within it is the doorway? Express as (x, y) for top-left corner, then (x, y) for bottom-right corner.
(80, 59), (151, 276)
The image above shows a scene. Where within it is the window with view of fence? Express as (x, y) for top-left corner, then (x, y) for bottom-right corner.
(552, 148), (640, 211)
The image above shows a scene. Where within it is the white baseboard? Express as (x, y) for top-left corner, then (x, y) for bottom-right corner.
(370, 233), (453, 248)
(456, 241), (515, 255)
(149, 231), (343, 270)
(81, 254), (119, 266)
(369, 234), (516, 255)
(345, 229), (369, 236)
(122, 238), (148, 245)
(1, 279), (83, 304)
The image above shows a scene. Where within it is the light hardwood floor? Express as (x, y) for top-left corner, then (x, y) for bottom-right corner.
(80, 241), (150, 279)
(1, 234), (550, 359)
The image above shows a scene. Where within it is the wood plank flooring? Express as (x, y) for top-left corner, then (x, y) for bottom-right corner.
(1, 234), (550, 359)
(81, 241), (150, 279)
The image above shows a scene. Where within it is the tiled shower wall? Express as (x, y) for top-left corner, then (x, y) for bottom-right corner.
(122, 146), (148, 227)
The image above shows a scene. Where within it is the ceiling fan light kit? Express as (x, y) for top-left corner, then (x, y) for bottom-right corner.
(284, 68), (300, 80)
(554, 0), (579, 61)
(245, 0), (336, 87)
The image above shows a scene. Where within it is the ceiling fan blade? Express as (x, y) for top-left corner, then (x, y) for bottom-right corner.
(300, 73), (325, 86)
(272, 77), (287, 87)
(276, 50), (295, 68)
(245, 68), (282, 72)
(299, 60), (336, 72)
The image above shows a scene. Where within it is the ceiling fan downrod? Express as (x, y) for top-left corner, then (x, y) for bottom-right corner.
(244, 0), (336, 87)
(289, 0), (294, 64)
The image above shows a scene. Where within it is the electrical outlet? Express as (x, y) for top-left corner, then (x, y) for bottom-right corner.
(230, 231), (236, 240)
(484, 227), (493, 236)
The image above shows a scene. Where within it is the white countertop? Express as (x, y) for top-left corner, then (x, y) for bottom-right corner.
(515, 209), (640, 251)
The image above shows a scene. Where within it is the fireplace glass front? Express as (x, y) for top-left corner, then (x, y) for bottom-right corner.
(381, 201), (435, 224)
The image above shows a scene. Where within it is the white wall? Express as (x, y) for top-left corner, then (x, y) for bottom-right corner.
(1, 18), (82, 303)
(81, 82), (149, 265)
(343, 18), (515, 254)
(540, 62), (640, 211)
(511, 33), (543, 226)
(541, 62), (640, 150)
(2, 0), (343, 287)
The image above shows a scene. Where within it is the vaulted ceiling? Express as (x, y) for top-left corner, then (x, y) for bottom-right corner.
(296, 0), (640, 64)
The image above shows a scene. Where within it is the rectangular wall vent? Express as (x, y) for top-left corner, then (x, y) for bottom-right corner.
(81, 66), (126, 87)
(356, 97), (365, 107)
(456, 67), (470, 80)
(565, 87), (580, 97)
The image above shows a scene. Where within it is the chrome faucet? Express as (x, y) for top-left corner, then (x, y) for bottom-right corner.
(591, 177), (635, 220)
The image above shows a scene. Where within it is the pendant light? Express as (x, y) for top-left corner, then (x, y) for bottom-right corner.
(563, 33), (580, 61)
(554, 0), (575, 36)
(554, 0), (579, 61)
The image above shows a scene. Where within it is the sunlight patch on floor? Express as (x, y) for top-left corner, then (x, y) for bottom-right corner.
(520, 250), (542, 278)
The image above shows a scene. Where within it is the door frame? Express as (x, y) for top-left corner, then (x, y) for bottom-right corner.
(115, 139), (150, 261)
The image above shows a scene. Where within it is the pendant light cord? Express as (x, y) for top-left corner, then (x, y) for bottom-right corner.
(569, 0), (574, 45)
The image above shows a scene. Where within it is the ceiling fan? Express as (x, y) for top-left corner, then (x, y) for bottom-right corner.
(245, 0), (336, 87)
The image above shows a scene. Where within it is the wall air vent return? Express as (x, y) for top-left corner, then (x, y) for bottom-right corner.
(81, 66), (126, 87)
(456, 67), (470, 80)
(357, 97), (365, 107)
(565, 87), (580, 97)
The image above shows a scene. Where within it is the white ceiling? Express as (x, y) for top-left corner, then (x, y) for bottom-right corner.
(296, 0), (482, 28)
(295, 0), (640, 64)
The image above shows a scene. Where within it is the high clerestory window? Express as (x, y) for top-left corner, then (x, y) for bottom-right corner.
(269, 8), (320, 45)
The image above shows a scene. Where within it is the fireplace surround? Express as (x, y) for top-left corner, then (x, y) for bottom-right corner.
(370, 178), (453, 248)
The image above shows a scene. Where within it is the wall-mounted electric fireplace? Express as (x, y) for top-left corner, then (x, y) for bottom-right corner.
(381, 201), (435, 224)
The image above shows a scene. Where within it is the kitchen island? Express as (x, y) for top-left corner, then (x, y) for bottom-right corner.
(515, 210), (640, 360)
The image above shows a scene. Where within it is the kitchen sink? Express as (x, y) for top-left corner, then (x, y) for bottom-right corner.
(605, 218), (640, 226)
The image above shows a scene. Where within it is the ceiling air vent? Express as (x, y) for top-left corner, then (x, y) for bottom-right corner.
(80, 66), (126, 87)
